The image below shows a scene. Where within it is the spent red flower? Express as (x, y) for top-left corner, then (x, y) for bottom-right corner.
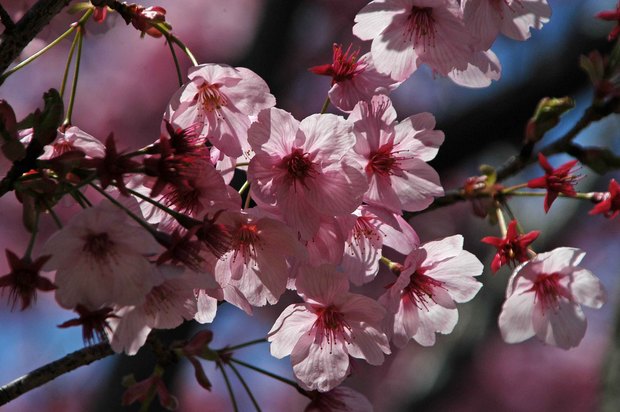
(0, 250), (55, 311)
(527, 153), (580, 212)
(481, 219), (540, 273)
(83, 134), (140, 196)
(589, 179), (620, 219)
(58, 304), (117, 345)
(596, 2), (620, 41)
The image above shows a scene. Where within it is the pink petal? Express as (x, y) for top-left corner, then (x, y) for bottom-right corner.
(269, 304), (317, 358)
(498, 291), (536, 344)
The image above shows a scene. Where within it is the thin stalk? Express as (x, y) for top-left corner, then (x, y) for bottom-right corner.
(64, 28), (84, 126)
(166, 34), (183, 87)
(495, 205), (507, 238)
(218, 361), (239, 412)
(238, 181), (250, 196)
(151, 22), (198, 66)
(0, 8), (94, 81)
(123, 186), (187, 221)
(60, 30), (80, 99)
(89, 183), (158, 237)
(320, 97), (330, 114)
(223, 338), (267, 352)
(24, 210), (40, 259)
(41, 198), (62, 229)
(244, 191), (252, 210)
(227, 361), (262, 412)
(228, 358), (301, 390)
(501, 182), (528, 194)
(507, 191), (595, 200)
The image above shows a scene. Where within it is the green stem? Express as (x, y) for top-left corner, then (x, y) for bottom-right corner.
(320, 97), (330, 114)
(89, 183), (158, 237)
(64, 28), (84, 126)
(166, 34), (183, 87)
(501, 182), (528, 194)
(151, 22), (198, 66)
(227, 361), (262, 412)
(228, 358), (302, 392)
(41, 198), (62, 229)
(507, 191), (595, 200)
(238, 181), (250, 196)
(218, 361), (239, 412)
(60, 30), (80, 99)
(222, 338), (267, 352)
(123, 186), (187, 221)
(0, 9), (93, 82)
(24, 210), (40, 259)
(244, 191), (252, 210)
(495, 205), (507, 238)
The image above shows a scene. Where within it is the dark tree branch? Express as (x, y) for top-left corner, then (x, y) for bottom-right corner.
(0, 0), (72, 83)
(0, 343), (114, 406)
(0, 5), (15, 33)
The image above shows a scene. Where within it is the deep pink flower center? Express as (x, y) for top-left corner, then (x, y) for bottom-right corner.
(52, 139), (75, 157)
(83, 233), (113, 261)
(405, 6), (436, 47)
(331, 45), (363, 83)
(197, 83), (228, 113)
(233, 223), (261, 262)
(279, 148), (317, 187)
(404, 271), (445, 311)
(367, 144), (397, 176)
(312, 305), (352, 349)
(529, 272), (568, 312)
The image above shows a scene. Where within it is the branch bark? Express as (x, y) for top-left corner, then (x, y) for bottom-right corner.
(0, 0), (72, 82)
(0, 343), (114, 406)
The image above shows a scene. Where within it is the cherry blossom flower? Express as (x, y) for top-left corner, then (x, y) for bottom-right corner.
(215, 210), (306, 306)
(57, 304), (117, 345)
(350, 95), (444, 213)
(462, 0), (551, 50)
(447, 49), (501, 88)
(42, 200), (163, 309)
(0, 250), (54, 310)
(481, 219), (540, 273)
(527, 153), (580, 213)
(268, 264), (390, 392)
(499, 247), (606, 349)
(380, 235), (483, 347)
(305, 386), (373, 412)
(248, 108), (368, 240)
(165, 64), (275, 158)
(309, 44), (400, 112)
(589, 178), (620, 219)
(597, 1), (620, 41)
(41, 126), (105, 159)
(353, 0), (475, 81)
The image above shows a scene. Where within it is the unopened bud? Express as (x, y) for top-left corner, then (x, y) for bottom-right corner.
(525, 97), (575, 144)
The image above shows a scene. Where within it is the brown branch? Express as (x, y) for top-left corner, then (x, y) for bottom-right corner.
(0, 5), (15, 33)
(0, 0), (72, 83)
(0, 342), (114, 406)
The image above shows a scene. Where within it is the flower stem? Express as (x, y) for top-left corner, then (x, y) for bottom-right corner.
(0, 8), (93, 82)
(238, 181), (250, 195)
(63, 27), (84, 126)
(60, 30), (80, 99)
(166, 34), (183, 87)
(501, 182), (528, 194)
(228, 357), (303, 393)
(218, 361), (239, 412)
(495, 205), (507, 238)
(222, 338), (267, 352)
(320, 97), (330, 114)
(227, 361), (262, 412)
(24, 210), (40, 259)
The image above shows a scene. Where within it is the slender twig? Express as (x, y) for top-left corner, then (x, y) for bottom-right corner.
(320, 97), (330, 114)
(63, 27), (84, 126)
(218, 361), (239, 412)
(60, 30), (80, 98)
(221, 338), (267, 352)
(228, 357), (307, 396)
(227, 361), (262, 412)
(0, 343), (114, 406)
(0, 0), (74, 80)
(24, 210), (40, 259)
(165, 34), (183, 87)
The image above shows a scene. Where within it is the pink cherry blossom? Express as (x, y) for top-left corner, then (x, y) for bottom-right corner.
(215, 210), (306, 306)
(42, 199), (163, 309)
(248, 108), (368, 240)
(380, 235), (483, 347)
(353, 0), (475, 80)
(309, 44), (401, 112)
(447, 49), (501, 88)
(350, 95), (444, 213)
(41, 126), (106, 159)
(498, 247), (606, 349)
(268, 264), (390, 392)
(165, 64), (275, 158)
(463, 0), (551, 50)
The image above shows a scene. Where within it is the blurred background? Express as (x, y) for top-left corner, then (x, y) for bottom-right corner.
(1, 0), (619, 411)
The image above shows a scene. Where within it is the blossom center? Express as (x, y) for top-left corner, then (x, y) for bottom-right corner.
(367, 144), (397, 176)
(312, 305), (352, 349)
(403, 271), (445, 311)
(331, 44), (363, 83)
(529, 272), (567, 313)
(405, 6), (436, 48)
(197, 83), (228, 113)
(233, 223), (261, 262)
(83, 233), (113, 261)
(279, 148), (317, 188)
